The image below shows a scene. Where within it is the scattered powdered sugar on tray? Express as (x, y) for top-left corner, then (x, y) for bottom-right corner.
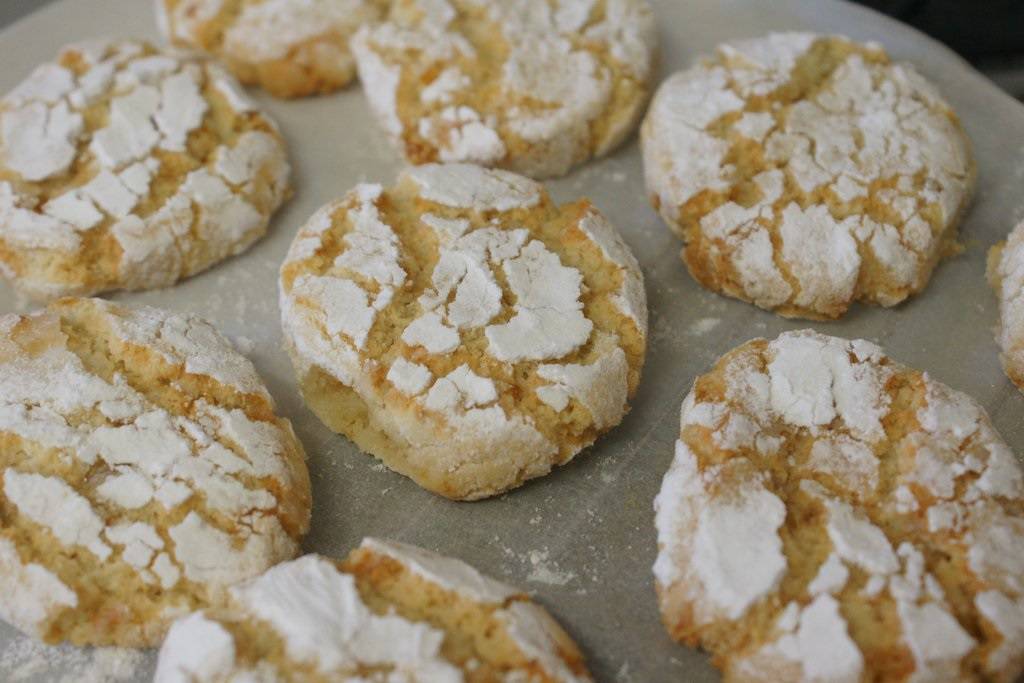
(687, 317), (721, 336)
(0, 635), (150, 682)
(526, 549), (577, 586)
(499, 546), (578, 587)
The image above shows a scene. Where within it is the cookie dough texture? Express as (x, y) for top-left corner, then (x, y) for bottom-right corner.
(280, 163), (647, 500)
(987, 220), (1024, 391)
(154, 539), (592, 682)
(0, 40), (291, 301)
(351, 0), (657, 179)
(654, 330), (1024, 682)
(0, 298), (311, 647)
(156, 0), (386, 98)
(642, 32), (974, 319)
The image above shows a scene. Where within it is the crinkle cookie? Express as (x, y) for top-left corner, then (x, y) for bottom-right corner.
(351, 0), (657, 179)
(156, 0), (386, 98)
(642, 33), (974, 319)
(154, 539), (592, 682)
(0, 298), (311, 647)
(654, 330), (1024, 682)
(280, 163), (647, 500)
(987, 220), (1024, 391)
(0, 40), (291, 301)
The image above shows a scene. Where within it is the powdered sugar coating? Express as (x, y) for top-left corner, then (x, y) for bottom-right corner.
(655, 330), (1024, 682)
(0, 538), (78, 638)
(0, 298), (310, 646)
(0, 40), (290, 301)
(155, 544), (592, 681)
(691, 482), (788, 620)
(642, 32), (974, 319)
(352, 0), (657, 178)
(280, 164), (646, 500)
(359, 537), (519, 604)
(153, 613), (238, 683)
(988, 220), (1024, 391)
(158, 0), (384, 98)
(406, 163), (541, 212)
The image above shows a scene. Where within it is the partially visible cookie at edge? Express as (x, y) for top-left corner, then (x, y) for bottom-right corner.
(0, 39), (291, 301)
(154, 538), (592, 682)
(642, 32), (974, 319)
(654, 330), (1024, 682)
(156, 0), (387, 98)
(0, 297), (311, 647)
(351, 0), (657, 178)
(987, 219), (1024, 391)
(279, 162), (647, 500)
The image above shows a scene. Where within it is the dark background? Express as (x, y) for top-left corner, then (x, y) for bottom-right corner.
(856, 0), (1024, 98)
(856, 0), (1024, 56)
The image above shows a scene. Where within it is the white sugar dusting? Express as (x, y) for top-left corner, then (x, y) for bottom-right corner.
(687, 317), (721, 335)
(525, 549), (577, 587)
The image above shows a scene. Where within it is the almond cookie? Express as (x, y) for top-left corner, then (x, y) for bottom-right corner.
(156, 0), (386, 98)
(279, 163), (646, 500)
(0, 297), (311, 647)
(654, 330), (1024, 682)
(154, 538), (592, 682)
(642, 33), (974, 319)
(0, 40), (291, 301)
(987, 220), (1024, 391)
(351, 0), (657, 179)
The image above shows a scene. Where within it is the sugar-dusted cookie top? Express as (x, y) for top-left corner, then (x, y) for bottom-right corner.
(352, 0), (657, 178)
(155, 539), (592, 682)
(0, 297), (310, 646)
(280, 163), (646, 499)
(654, 330), (1024, 682)
(988, 220), (1024, 392)
(0, 40), (290, 301)
(157, 0), (387, 98)
(642, 33), (974, 319)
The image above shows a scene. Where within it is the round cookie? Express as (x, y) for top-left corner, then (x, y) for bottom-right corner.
(0, 297), (311, 647)
(351, 0), (657, 179)
(653, 330), (1024, 682)
(279, 163), (647, 500)
(641, 32), (974, 319)
(154, 539), (592, 682)
(0, 40), (291, 301)
(156, 0), (386, 98)
(987, 220), (1024, 391)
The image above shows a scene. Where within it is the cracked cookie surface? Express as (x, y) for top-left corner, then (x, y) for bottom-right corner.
(157, 0), (387, 98)
(987, 220), (1024, 392)
(654, 330), (1024, 682)
(0, 297), (311, 647)
(351, 0), (657, 179)
(641, 33), (974, 319)
(0, 40), (291, 301)
(154, 539), (592, 682)
(279, 163), (646, 500)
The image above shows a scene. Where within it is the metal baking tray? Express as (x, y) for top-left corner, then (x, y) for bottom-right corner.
(2, 1), (1023, 680)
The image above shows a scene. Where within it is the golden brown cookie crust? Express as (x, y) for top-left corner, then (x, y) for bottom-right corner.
(279, 163), (647, 500)
(352, 0), (657, 178)
(154, 540), (592, 681)
(0, 40), (291, 301)
(0, 298), (310, 647)
(642, 33), (974, 320)
(654, 330), (1024, 682)
(157, 0), (387, 98)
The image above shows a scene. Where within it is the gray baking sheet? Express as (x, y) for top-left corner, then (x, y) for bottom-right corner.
(2, 1), (1024, 681)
